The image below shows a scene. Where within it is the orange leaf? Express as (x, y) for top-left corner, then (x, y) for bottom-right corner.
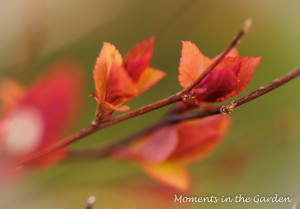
(226, 47), (239, 57)
(136, 67), (165, 93)
(178, 41), (211, 88)
(141, 162), (190, 191)
(93, 39), (165, 119)
(105, 64), (138, 105)
(93, 42), (123, 102)
(101, 101), (130, 112)
(0, 79), (26, 118)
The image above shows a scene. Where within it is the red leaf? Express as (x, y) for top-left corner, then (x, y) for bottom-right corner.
(194, 65), (239, 102)
(115, 126), (179, 163)
(170, 115), (231, 163)
(124, 37), (155, 82)
(178, 41), (261, 104)
(0, 61), (83, 167)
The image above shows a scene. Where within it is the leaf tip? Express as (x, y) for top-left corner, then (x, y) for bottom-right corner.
(149, 36), (155, 43)
(243, 19), (252, 33)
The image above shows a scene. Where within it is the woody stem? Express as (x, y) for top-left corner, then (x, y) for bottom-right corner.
(68, 67), (300, 159)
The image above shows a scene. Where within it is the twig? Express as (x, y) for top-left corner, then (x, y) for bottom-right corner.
(68, 67), (300, 159)
(292, 203), (298, 209)
(86, 195), (96, 209)
(16, 20), (250, 166)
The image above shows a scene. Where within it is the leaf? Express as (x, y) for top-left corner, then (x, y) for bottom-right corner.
(105, 64), (138, 106)
(194, 65), (239, 102)
(233, 56), (262, 94)
(101, 101), (130, 112)
(136, 67), (165, 93)
(115, 126), (179, 163)
(92, 39), (165, 119)
(170, 115), (231, 163)
(178, 41), (211, 88)
(226, 47), (239, 57)
(178, 41), (261, 103)
(0, 79), (26, 118)
(24, 62), (83, 134)
(140, 162), (190, 191)
(196, 56), (262, 103)
(0, 61), (83, 167)
(124, 37), (155, 82)
(93, 42), (123, 103)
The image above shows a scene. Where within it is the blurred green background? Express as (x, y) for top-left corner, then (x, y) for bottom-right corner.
(1, 0), (300, 208)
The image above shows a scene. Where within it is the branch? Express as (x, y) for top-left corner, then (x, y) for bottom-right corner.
(86, 195), (96, 209)
(69, 67), (300, 159)
(17, 20), (250, 167)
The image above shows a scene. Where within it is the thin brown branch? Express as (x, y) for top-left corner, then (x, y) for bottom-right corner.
(69, 67), (300, 159)
(17, 20), (250, 167)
